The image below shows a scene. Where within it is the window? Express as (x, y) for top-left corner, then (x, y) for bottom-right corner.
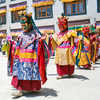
(97, 0), (100, 12)
(35, 5), (53, 19)
(0, 13), (6, 25)
(64, 0), (86, 16)
(0, 0), (5, 3)
(11, 11), (20, 23)
(11, 10), (21, 23)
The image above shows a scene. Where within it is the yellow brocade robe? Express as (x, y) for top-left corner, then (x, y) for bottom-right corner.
(51, 30), (77, 65)
(78, 37), (91, 66)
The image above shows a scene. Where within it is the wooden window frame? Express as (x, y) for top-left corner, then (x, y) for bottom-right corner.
(35, 5), (53, 19)
(0, 13), (6, 25)
(11, 10), (24, 23)
(11, 10), (20, 23)
(64, 0), (86, 16)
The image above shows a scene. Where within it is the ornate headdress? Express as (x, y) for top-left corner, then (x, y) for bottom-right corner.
(57, 13), (68, 32)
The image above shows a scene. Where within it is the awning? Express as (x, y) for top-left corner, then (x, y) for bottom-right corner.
(40, 29), (54, 34)
(11, 32), (22, 36)
(61, 0), (78, 3)
(32, 0), (54, 7)
(10, 29), (22, 36)
(10, 5), (26, 12)
(0, 30), (6, 38)
(0, 9), (6, 14)
(0, 33), (6, 37)
(10, 2), (27, 11)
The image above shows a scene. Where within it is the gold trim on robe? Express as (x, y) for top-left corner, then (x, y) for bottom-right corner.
(78, 52), (91, 66)
(52, 30), (77, 66)
(78, 37), (91, 66)
(55, 48), (75, 65)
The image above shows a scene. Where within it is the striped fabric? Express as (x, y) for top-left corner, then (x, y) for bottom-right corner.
(12, 33), (41, 80)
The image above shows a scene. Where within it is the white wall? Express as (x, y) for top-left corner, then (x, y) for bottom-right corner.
(87, 0), (100, 23)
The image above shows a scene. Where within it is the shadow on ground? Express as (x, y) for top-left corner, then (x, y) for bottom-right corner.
(76, 67), (91, 70)
(93, 66), (100, 69)
(12, 88), (58, 99)
(48, 74), (57, 76)
(48, 73), (89, 81)
(57, 74), (89, 81)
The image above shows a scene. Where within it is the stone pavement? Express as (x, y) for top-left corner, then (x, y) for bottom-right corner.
(0, 54), (100, 100)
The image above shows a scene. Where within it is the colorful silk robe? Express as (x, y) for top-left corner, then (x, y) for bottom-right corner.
(50, 30), (77, 65)
(76, 35), (91, 66)
(10, 31), (49, 84)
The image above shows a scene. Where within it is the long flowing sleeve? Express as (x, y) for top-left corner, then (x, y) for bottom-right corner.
(38, 40), (50, 84)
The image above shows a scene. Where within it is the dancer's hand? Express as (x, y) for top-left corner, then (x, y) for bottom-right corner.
(78, 35), (82, 40)
(40, 34), (46, 40)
